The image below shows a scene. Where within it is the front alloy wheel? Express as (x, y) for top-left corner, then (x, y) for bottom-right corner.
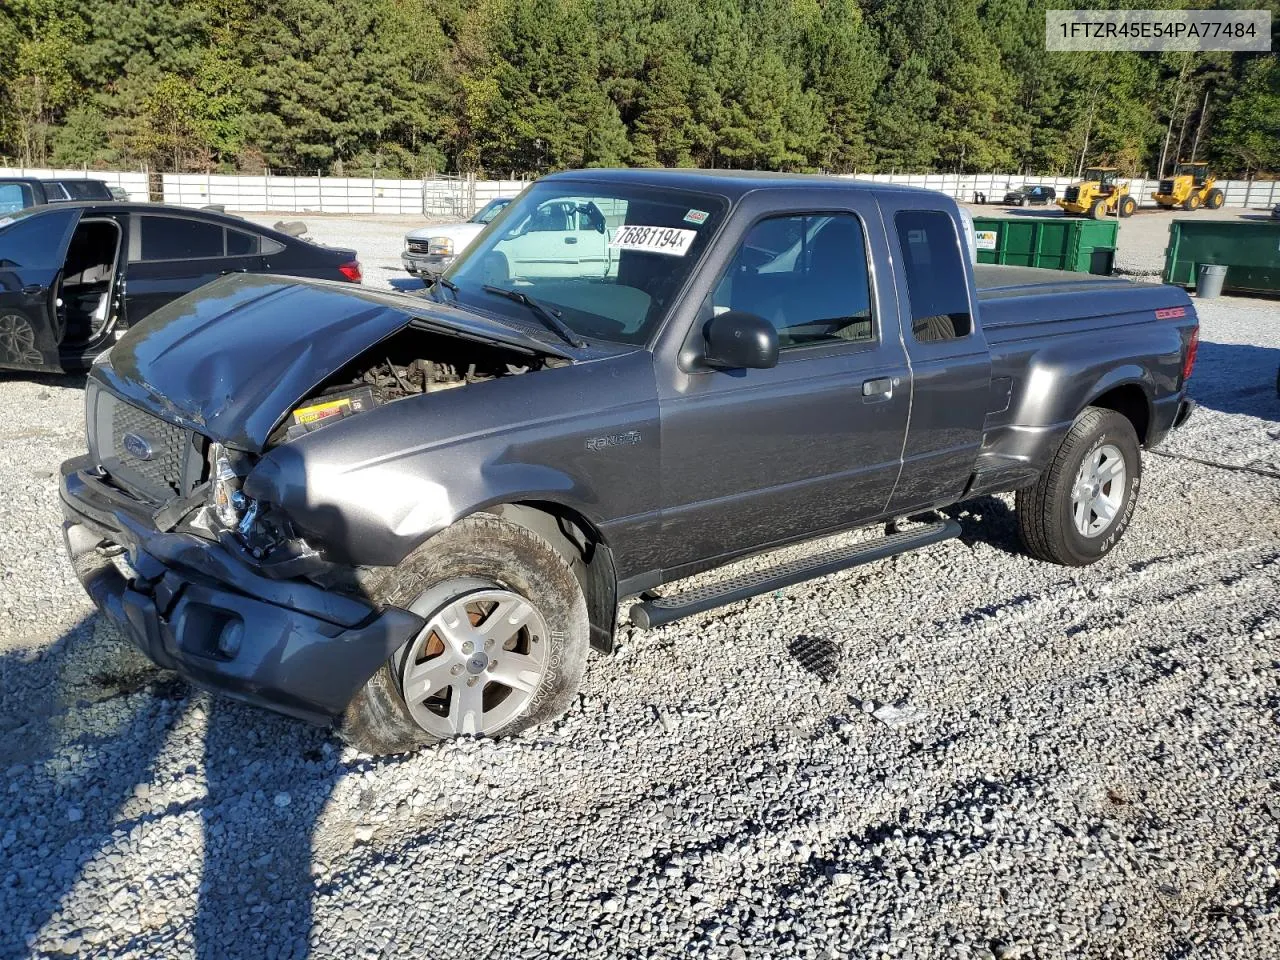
(401, 580), (552, 737)
(340, 514), (590, 754)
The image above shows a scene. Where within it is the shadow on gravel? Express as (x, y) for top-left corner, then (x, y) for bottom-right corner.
(0, 615), (181, 955)
(0, 370), (88, 390)
(0, 613), (339, 959)
(1189, 341), (1280, 418)
(942, 496), (1023, 556)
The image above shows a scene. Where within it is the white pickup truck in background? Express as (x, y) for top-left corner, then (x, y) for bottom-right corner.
(403, 196), (621, 279)
(401, 197), (513, 277)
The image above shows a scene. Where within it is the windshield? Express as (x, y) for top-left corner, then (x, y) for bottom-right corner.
(445, 180), (728, 345)
(469, 198), (511, 225)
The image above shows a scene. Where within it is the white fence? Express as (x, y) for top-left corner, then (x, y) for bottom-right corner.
(161, 173), (531, 215)
(4, 166), (1278, 215)
(0, 167), (149, 202)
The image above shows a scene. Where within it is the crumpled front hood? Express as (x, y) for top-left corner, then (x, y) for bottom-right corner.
(92, 273), (571, 452)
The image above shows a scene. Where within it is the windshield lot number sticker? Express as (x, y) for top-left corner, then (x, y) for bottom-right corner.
(609, 225), (696, 256)
(684, 209), (709, 224)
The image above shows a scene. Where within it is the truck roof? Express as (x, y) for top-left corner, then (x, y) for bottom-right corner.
(539, 167), (953, 201)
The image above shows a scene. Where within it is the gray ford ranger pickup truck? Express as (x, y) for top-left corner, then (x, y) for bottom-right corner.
(60, 169), (1199, 753)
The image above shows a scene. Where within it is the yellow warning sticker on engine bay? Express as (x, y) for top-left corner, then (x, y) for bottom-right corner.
(292, 397), (353, 424)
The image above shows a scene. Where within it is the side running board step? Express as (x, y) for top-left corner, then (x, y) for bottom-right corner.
(628, 518), (962, 630)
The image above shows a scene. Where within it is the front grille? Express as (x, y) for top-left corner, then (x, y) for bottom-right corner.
(407, 240), (431, 255)
(1065, 186), (1079, 203)
(88, 383), (206, 503)
(110, 403), (188, 500)
(1158, 179), (1175, 194)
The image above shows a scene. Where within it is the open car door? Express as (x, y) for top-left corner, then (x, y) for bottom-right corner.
(0, 207), (81, 372)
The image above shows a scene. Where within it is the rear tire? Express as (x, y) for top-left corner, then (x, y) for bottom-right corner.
(339, 515), (590, 754)
(1016, 407), (1142, 566)
(1206, 188), (1224, 210)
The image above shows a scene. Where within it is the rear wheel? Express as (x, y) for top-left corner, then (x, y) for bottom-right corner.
(1089, 199), (1107, 220)
(1206, 188), (1224, 210)
(339, 514), (590, 754)
(1016, 407), (1142, 566)
(1119, 196), (1137, 218)
(1183, 192), (1202, 212)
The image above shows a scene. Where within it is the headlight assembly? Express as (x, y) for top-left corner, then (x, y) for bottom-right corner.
(427, 237), (454, 257)
(210, 444), (258, 535)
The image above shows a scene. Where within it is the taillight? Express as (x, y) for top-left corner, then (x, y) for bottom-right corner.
(1183, 325), (1199, 382)
(338, 260), (362, 283)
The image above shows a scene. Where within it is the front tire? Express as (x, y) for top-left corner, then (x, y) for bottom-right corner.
(339, 514), (590, 754)
(1183, 193), (1202, 211)
(1089, 200), (1107, 220)
(1206, 188), (1224, 210)
(1119, 196), (1137, 218)
(1016, 407), (1142, 566)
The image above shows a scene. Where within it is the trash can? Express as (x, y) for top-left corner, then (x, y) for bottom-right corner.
(1197, 263), (1228, 299)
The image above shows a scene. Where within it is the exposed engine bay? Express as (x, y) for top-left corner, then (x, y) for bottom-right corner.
(272, 327), (558, 444)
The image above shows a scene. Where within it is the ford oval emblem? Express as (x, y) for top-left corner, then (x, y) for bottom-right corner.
(122, 432), (154, 461)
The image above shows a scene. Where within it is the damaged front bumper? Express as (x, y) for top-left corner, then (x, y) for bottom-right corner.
(59, 455), (423, 725)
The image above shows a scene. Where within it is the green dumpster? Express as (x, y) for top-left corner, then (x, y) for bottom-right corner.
(1163, 219), (1280, 294)
(972, 217), (1118, 274)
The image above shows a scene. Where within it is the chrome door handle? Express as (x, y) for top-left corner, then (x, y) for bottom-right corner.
(564, 236), (578, 244)
(862, 377), (894, 398)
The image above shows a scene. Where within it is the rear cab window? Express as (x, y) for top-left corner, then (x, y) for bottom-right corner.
(54, 180), (112, 201)
(894, 210), (973, 343)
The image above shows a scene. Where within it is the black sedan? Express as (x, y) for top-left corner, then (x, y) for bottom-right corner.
(1002, 185), (1057, 206)
(0, 202), (360, 373)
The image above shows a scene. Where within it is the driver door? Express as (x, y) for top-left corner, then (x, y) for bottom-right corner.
(0, 207), (81, 372)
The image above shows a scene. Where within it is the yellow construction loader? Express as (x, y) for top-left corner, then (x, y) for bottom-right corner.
(1152, 161), (1225, 211)
(1057, 168), (1137, 219)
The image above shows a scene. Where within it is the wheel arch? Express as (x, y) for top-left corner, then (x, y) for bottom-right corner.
(1087, 380), (1152, 445)
(479, 500), (619, 653)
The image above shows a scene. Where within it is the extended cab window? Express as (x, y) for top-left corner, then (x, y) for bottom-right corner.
(895, 210), (972, 342)
(713, 213), (873, 349)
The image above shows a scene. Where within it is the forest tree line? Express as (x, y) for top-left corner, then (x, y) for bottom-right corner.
(1, 0), (1277, 179)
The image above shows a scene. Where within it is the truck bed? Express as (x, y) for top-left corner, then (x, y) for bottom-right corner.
(974, 263), (1131, 300)
(973, 264), (1185, 337)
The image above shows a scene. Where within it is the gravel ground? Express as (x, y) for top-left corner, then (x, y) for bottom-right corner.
(0, 215), (1278, 959)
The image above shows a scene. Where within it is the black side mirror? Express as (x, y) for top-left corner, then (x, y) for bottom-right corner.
(703, 310), (778, 370)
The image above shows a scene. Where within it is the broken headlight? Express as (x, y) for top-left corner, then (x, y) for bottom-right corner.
(210, 444), (258, 536)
